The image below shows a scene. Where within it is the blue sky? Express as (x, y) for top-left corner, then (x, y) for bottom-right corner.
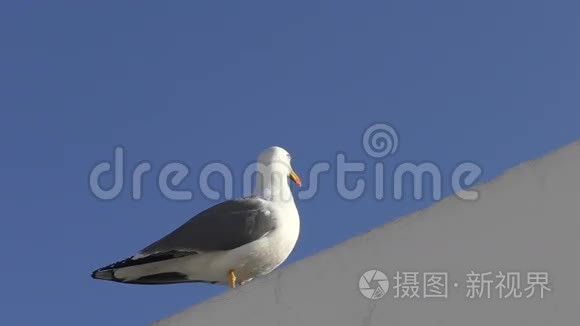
(0, 1), (578, 325)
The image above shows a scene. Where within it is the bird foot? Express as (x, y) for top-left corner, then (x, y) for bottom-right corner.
(228, 269), (236, 289)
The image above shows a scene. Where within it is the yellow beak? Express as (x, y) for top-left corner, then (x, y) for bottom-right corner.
(289, 170), (302, 187)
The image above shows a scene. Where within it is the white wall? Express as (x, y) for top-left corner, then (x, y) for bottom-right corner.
(154, 141), (580, 326)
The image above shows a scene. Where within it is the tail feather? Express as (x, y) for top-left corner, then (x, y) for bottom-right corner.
(90, 251), (217, 285)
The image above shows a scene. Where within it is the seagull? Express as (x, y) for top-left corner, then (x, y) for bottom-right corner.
(91, 146), (302, 288)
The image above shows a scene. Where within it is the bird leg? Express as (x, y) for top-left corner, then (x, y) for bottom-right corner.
(228, 269), (237, 289)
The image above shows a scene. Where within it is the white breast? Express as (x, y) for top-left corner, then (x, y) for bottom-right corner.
(222, 199), (300, 282)
(266, 200), (301, 266)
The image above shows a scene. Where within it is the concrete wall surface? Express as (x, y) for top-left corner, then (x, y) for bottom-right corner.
(154, 141), (579, 326)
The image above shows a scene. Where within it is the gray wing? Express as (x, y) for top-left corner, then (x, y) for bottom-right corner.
(136, 197), (274, 258)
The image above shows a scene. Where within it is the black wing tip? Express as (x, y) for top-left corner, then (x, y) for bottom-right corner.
(91, 252), (197, 282)
(91, 267), (115, 281)
(91, 256), (133, 281)
(91, 269), (220, 285)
